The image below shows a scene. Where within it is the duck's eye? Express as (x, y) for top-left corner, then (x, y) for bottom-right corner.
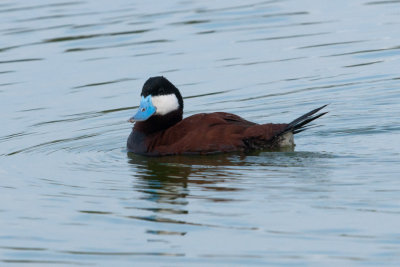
(141, 107), (146, 112)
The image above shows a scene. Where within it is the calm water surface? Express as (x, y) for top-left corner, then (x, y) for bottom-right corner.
(1, 0), (400, 266)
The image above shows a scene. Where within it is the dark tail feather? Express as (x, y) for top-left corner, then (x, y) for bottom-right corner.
(281, 104), (328, 135)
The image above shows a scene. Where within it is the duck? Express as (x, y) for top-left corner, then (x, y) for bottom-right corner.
(127, 76), (327, 156)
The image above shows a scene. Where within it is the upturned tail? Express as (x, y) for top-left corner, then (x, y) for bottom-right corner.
(280, 104), (328, 136)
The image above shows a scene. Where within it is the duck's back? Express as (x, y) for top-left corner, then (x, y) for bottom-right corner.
(129, 112), (288, 156)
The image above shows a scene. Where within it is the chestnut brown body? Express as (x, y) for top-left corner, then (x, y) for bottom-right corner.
(128, 112), (288, 156)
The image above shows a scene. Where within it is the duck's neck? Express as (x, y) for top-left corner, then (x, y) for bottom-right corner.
(133, 109), (183, 135)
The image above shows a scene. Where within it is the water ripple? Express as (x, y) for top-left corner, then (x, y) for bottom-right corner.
(44, 29), (151, 43)
(0, 58), (43, 64)
(238, 32), (329, 43)
(0, 2), (83, 14)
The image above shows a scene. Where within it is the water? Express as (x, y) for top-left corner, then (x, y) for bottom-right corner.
(1, 0), (400, 265)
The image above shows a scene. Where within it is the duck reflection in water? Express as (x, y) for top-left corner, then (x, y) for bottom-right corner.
(127, 152), (255, 203)
(126, 152), (258, 231)
(127, 149), (295, 205)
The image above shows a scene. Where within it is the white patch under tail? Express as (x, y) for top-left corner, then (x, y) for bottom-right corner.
(279, 132), (295, 147)
(151, 94), (179, 115)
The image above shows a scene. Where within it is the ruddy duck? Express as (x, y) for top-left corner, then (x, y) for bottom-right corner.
(127, 76), (327, 156)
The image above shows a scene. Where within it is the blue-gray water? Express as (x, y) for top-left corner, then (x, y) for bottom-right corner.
(1, 0), (400, 266)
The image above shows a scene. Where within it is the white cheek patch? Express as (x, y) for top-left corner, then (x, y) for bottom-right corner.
(151, 94), (179, 115)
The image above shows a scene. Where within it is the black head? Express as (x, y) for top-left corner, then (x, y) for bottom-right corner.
(141, 76), (183, 109)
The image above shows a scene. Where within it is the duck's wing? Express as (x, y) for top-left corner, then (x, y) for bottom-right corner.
(213, 112), (256, 126)
(150, 113), (255, 155)
(155, 113), (288, 154)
